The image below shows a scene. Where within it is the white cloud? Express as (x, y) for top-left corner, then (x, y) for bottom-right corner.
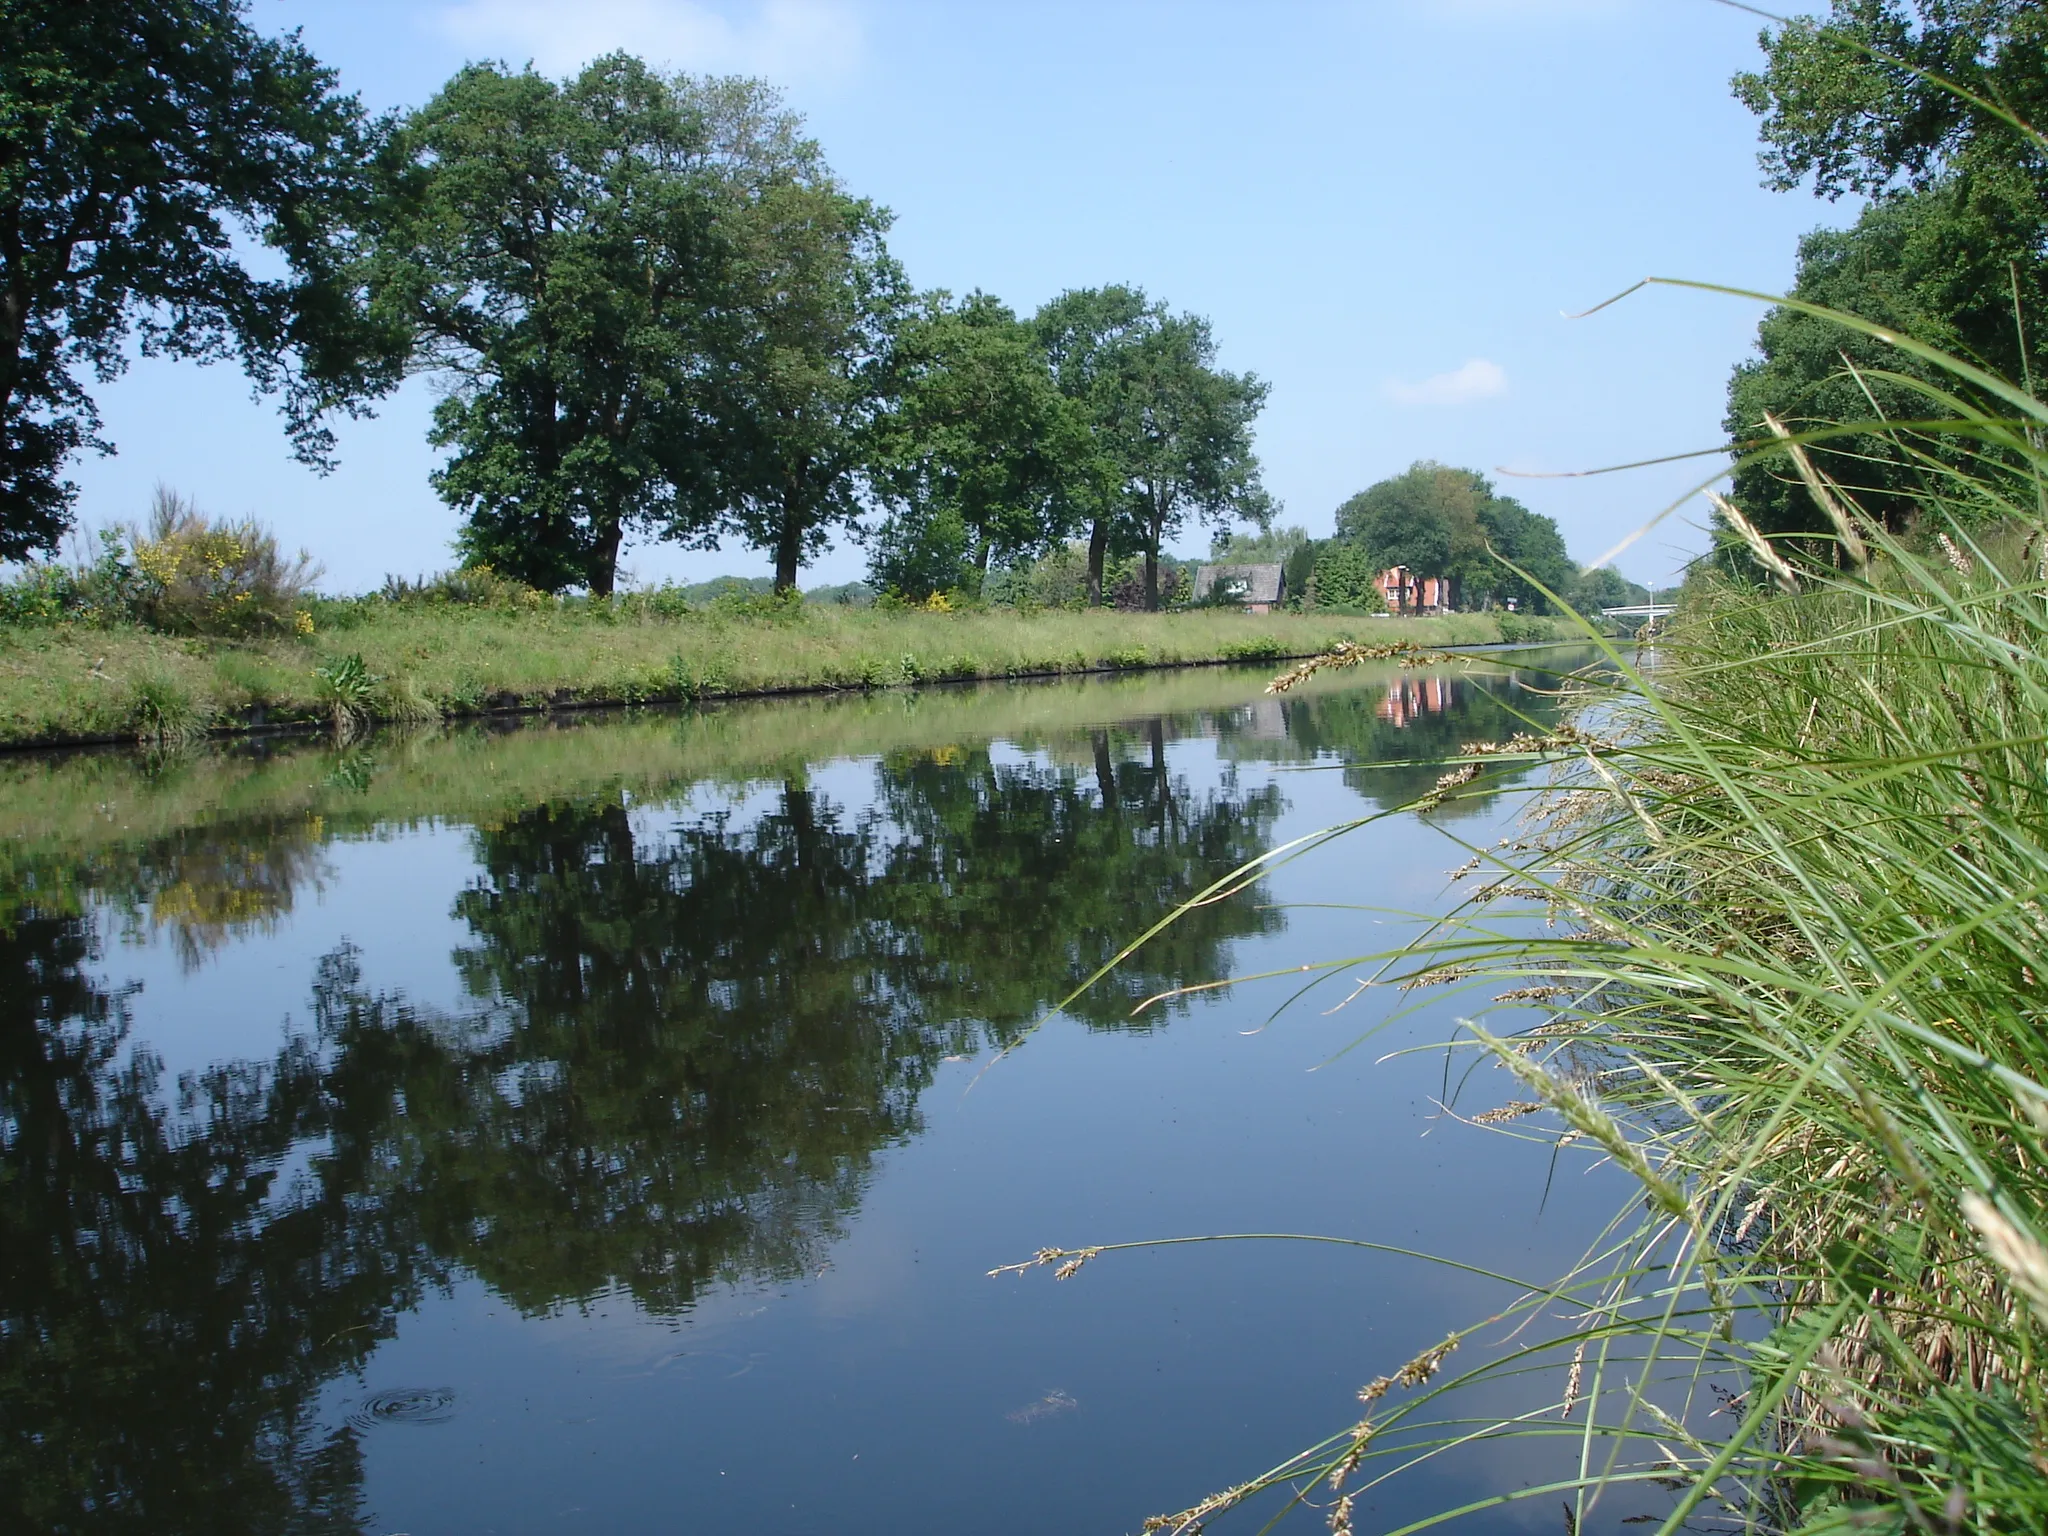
(1384, 358), (1508, 407)
(435, 0), (862, 84)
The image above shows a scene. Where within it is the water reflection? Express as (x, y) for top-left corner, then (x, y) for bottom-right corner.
(0, 655), (1583, 1535)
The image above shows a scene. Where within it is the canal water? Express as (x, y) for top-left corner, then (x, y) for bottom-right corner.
(2, 648), (1633, 1535)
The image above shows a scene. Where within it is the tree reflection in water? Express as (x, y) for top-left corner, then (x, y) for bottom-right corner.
(0, 735), (1282, 1534)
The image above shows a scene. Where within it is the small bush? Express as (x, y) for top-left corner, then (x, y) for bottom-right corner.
(709, 586), (806, 622)
(131, 488), (319, 637)
(1219, 635), (1290, 662)
(614, 585), (694, 621)
(0, 563), (76, 626)
(1494, 612), (1547, 644)
(380, 563), (549, 612)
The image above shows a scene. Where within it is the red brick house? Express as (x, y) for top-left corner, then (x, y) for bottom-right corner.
(1373, 565), (1453, 614)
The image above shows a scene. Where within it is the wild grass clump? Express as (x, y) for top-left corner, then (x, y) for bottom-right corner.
(128, 672), (209, 747)
(312, 652), (379, 737)
(1014, 324), (2048, 1532)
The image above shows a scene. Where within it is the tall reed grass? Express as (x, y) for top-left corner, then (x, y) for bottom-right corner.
(1018, 320), (2048, 1532)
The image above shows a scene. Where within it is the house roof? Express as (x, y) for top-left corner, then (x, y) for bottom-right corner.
(1193, 563), (1284, 604)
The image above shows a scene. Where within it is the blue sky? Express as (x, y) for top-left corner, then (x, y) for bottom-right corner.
(65, 0), (1851, 591)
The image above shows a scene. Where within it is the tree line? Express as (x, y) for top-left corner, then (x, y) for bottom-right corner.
(0, 3), (1271, 606)
(1209, 461), (1643, 616)
(1721, 1), (2048, 552)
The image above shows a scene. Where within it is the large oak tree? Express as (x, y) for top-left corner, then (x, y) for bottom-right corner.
(373, 59), (871, 595)
(0, 0), (398, 561)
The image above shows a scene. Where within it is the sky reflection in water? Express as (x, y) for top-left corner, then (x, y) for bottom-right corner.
(0, 650), (1626, 1535)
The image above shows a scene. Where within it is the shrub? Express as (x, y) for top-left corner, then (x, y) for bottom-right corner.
(0, 528), (153, 628)
(1305, 542), (1386, 613)
(0, 562), (76, 626)
(869, 505), (971, 602)
(1219, 635), (1290, 662)
(709, 586), (805, 622)
(131, 487), (318, 637)
(379, 563), (548, 611)
(1494, 611), (1547, 644)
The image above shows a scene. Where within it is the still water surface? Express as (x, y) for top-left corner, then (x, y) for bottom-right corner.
(3, 650), (1624, 1535)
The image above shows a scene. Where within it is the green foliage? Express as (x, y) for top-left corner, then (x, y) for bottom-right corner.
(0, 497), (318, 638)
(0, 0), (400, 561)
(1566, 564), (1649, 613)
(1111, 311), (1273, 610)
(1034, 286), (1271, 608)
(373, 59), (731, 593)
(1305, 542), (1385, 613)
(1216, 635), (1289, 662)
(868, 501), (971, 601)
(1733, 1), (2048, 205)
(1724, 3), (2048, 548)
(1335, 461), (1573, 611)
(378, 564), (549, 612)
(0, 562), (77, 626)
(981, 542), (1093, 610)
(1724, 173), (2048, 542)
(1210, 523), (1311, 564)
(1107, 554), (1192, 611)
(693, 131), (907, 593)
(871, 291), (1091, 593)
(372, 59), (902, 596)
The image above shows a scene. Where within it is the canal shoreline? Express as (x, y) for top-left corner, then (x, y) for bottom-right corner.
(0, 610), (1576, 754)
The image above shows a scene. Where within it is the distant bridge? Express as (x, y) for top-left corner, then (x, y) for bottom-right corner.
(1599, 604), (1677, 619)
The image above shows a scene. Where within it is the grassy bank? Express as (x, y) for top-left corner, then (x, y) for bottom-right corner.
(0, 649), (1518, 858)
(0, 604), (1564, 749)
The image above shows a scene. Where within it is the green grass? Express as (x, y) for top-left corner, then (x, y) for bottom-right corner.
(0, 604), (1565, 748)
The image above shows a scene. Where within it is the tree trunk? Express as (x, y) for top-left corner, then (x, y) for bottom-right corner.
(1142, 525), (1161, 611)
(1091, 729), (1117, 810)
(1087, 517), (1108, 606)
(1148, 718), (1174, 830)
(589, 517), (624, 597)
(773, 510), (804, 594)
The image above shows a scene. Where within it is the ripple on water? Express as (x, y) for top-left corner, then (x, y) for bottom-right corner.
(347, 1387), (459, 1429)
